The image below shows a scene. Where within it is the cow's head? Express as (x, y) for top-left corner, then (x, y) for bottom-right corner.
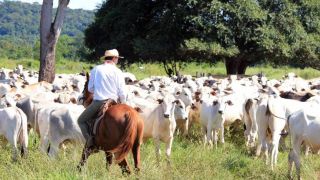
(174, 99), (188, 121)
(218, 97), (234, 115)
(157, 95), (177, 120)
(176, 88), (193, 107)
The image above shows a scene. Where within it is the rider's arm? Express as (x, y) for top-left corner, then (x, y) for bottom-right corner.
(88, 68), (96, 93)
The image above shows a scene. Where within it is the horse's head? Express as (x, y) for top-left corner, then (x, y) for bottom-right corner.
(79, 72), (93, 108)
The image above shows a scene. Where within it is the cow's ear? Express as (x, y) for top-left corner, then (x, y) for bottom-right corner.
(191, 103), (197, 110)
(273, 84), (281, 88)
(157, 99), (163, 104)
(133, 91), (139, 96)
(213, 100), (218, 106)
(258, 88), (267, 93)
(134, 107), (143, 113)
(210, 91), (216, 96)
(223, 90), (232, 95)
(54, 98), (59, 103)
(226, 100), (233, 105)
(200, 100), (203, 104)
(70, 97), (77, 104)
(173, 100), (179, 104)
(176, 91), (181, 95)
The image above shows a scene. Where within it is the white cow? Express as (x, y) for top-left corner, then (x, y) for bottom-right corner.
(128, 95), (177, 163)
(288, 106), (320, 180)
(47, 105), (85, 157)
(0, 107), (28, 161)
(174, 99), (189, 136)
(199, 98), (222, 148)
(257, 93), (320, 170)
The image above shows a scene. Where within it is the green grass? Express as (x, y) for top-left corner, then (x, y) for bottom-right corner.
(1, 58), (320, 80)
(0, 58), (94, 74)
(1, 127), (320, 179)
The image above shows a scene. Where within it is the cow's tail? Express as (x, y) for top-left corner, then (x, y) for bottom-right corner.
(111, 109), (138, 163)
(245, 99), (253, 116)
(16, 108), (28, 157)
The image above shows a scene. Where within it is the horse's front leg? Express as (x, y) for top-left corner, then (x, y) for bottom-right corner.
(105, 152), (113, 170)
(77, 147), (93, 172)
(118, 158), (131, 175)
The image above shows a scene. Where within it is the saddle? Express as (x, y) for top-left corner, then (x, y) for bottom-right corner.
(89, 99), (117, 136)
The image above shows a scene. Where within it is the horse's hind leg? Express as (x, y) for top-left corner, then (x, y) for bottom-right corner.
(105, 152), (113, 170)
(118, 158), (131, 175)
(132, 140), (141, 172)
(77, 147), (93, 172)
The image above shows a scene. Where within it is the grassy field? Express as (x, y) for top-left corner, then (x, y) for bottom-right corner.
(0, 126), (319, 179)
(1, 58), (320, 80)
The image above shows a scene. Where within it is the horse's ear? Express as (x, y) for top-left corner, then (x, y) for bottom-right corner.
(157, 99), (163, 104)
(134, 107), (143, 113)
(86, 72), (89, 81)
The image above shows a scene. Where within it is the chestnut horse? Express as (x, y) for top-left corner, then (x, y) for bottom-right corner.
(77, 73), (144, 174)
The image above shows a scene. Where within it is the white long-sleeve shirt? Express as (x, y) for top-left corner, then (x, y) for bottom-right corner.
(88, 62), (126, 102)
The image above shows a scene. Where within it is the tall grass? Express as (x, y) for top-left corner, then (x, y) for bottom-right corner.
(0, 128), (320, 179)
(2, 58), (320, 80)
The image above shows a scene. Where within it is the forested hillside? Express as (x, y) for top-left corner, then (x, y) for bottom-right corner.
(0, 1), (94, 60)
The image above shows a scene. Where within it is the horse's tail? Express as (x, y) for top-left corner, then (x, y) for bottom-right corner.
(111, 108), (138, 162)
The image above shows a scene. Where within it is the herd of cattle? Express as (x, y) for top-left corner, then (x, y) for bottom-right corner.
(1, 65), (320, 178)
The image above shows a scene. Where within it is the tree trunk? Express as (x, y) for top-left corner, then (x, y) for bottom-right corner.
(237, 60), (248, 75)
(225, 55), (248, 75)
(39, 0), (70, 83)
(225, 57), (239, 75)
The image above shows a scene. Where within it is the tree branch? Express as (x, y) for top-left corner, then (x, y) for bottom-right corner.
(53, 0), (70, 36)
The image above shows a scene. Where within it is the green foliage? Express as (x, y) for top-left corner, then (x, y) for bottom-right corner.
(0, 1), (94, 39)
(85, 0), (197, 62)
(0, 1), (94, 61)
(86, 0), (320, 74)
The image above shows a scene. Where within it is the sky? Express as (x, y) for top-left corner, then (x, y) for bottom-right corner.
(3, 0), (104, 10)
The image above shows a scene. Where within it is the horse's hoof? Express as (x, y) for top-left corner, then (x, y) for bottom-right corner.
(122, 170), (131, 176)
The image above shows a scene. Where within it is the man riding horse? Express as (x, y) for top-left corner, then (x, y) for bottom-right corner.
(78, 49), (127, 148)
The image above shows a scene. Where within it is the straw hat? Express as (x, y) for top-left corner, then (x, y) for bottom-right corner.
(102, 49), (124, 59)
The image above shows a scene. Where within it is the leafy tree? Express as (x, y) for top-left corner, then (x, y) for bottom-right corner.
(86, 0), (320, 75)
(85, 0), (197, 74)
